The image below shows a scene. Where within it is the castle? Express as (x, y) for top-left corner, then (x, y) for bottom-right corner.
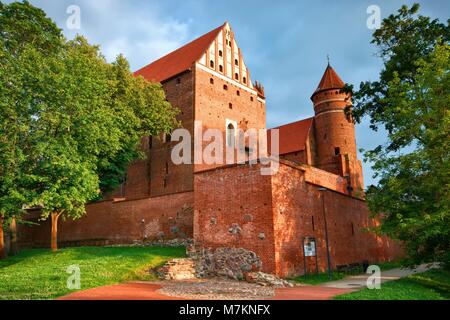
(18, 23), (400, 277)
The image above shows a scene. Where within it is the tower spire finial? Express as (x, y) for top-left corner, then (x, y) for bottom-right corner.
(327, 54), (330, 66)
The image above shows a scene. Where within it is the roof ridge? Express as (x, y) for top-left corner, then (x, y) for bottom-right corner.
(134, 23), (225, 82)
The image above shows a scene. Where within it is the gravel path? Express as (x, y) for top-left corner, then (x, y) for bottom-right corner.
(155, 278), (275, 300)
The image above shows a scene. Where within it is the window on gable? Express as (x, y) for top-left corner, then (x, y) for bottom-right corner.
(235, 73), (239, 80)
(219, 65), (223, 73)
(210, 78), (214, 84)
(210, 60), (214, 68)
(235, 59), (239, 66)
(243, 77), (247, 84)
(219, 50), (223, 57)
(223, 84), (228, 90)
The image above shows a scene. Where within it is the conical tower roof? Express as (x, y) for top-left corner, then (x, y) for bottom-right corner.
(311, 64), (345, 99)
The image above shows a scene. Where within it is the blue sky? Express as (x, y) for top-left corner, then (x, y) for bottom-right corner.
(8, 0), (449, 186)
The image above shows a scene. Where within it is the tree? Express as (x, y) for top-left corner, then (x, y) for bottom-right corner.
(0, 0), (62, 258)
(0, 1), (178, 252)
(27, 36), (178, 251)
(345, 4), (450, 268)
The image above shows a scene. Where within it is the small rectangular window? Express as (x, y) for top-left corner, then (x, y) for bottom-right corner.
(335, 147), (341, 156)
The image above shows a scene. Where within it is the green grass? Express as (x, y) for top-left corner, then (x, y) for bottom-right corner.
(290, 272), (346, 285)
(0, 246), (186, 300)
(334, 268), (450, 300)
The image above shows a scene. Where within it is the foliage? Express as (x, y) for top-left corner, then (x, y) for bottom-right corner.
(0, 1), (179, 240)
(344, 4), (450, 268)
(0, 246), (186, 300)
(290, 272), (345, 285)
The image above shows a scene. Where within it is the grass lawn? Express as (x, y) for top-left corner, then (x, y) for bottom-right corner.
(290, 272), (346, 285)
(0, 246), (186, 300)
(334, 268), (450, 300)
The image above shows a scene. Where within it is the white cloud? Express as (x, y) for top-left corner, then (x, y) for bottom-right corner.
(27, 0), (192, 70)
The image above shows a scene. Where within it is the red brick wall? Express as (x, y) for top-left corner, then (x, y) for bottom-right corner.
(271, 163), (401, 277)
(150, 71), (195, 197)
(194, 162), (402, 277)
(193, 66), (266, 172)
(18, 191), (194, 248)
(280, 151), (307, 164)
(194, 164), (277, 273)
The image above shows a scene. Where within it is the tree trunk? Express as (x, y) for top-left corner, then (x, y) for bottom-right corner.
(0, 214), (6, 260)
(9, 216), (18, 256)
(51, 212), (61, 252)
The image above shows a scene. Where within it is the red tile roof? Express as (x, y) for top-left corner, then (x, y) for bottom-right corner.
(312, 64), (345, 97)
(267, 117), (314, 155)
(134, 23), (225, 83)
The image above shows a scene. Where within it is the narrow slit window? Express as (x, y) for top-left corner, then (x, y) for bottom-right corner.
(335, 147), (341, 156)
(226, 123), (235, 147)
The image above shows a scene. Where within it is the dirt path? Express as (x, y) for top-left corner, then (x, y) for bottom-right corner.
(59, 279), (353, 300)
(60, 264), (436, 300)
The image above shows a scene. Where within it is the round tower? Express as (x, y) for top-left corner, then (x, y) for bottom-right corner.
(310, 63), (359, 180)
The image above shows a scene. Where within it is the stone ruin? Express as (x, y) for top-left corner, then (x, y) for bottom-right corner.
(157, 246), (293, 287)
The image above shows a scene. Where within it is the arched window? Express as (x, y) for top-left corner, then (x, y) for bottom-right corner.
(235, 73), (239, 80)
(243, 77), (247, 84)
(219, 50), (223, 57)
(210, 60), (214, 68)
(235, 59), (239, 66)
(219, 65), (223, 73)
(226, 123), (235, 147)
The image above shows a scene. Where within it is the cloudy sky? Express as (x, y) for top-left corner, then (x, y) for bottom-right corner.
(7, 0), (449, 186)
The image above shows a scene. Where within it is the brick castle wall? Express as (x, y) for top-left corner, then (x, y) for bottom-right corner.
(194, 162), (402, 277)
(18, 191), (193, 248)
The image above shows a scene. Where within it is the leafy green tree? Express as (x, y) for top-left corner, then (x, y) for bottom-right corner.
(0, 0), (63, 257)
(27, 36), (177, 251)
(0, 1), (178, 252)
(346, 4), (450, 268)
